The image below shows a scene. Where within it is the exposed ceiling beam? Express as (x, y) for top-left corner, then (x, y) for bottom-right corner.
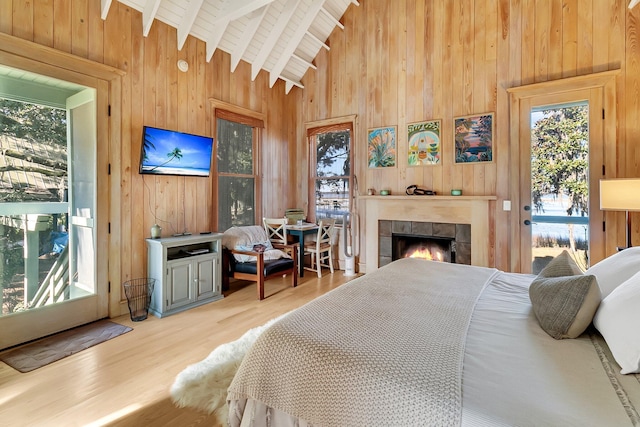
(101, 0), (112, 19)
(214, 0), (275, 23)
(207, 1), (275, 63)
(280, 75), (303, 94)
(630, 0), (640, 9)
(291, 53), (316, 70)
(320, 7), (344, 30)
(305, 31), (330, 51)
(206, 22), (230, 62)
(177, 0), (206, 50)
(251, 0), (302, 81)
(269, 1), (325, 88)
(231, 6), (271, 72)
(142, 0), (163, 36)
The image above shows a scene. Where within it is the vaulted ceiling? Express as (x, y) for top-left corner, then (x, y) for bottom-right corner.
(100, 0), (359, 94)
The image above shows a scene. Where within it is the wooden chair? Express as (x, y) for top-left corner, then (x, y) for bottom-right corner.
(263, 217), (293, 255)
(221, 225), (298, 300)
(304, 219), (336, 278)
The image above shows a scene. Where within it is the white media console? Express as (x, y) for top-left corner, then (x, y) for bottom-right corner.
(146, 233), (224, 318)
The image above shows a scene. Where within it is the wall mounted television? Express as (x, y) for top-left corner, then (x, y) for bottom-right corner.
(139, 126), (214, 177)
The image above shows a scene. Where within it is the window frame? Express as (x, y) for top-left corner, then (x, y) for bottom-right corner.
(210, 100), (264, 231)
(306, 115), (356, 225)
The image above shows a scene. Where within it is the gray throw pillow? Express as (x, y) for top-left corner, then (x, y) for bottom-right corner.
(529, 251), (601, 339)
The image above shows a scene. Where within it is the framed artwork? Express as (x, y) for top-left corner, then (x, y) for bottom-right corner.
(407, 120), (441, 166)
(367, 126), (397, 168)
(454, 112), (494, 163)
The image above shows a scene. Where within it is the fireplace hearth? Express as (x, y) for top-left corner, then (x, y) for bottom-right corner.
(379, 220), (471, 267)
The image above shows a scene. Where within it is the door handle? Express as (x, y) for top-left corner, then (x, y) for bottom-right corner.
(523, 205), (531, 211)
(524, 219), (531, 226)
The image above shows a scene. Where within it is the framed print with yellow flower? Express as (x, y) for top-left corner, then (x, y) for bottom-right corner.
(367, 126), (397, 168)
(454, 112), (494, 163)
(408, 120), (441, 166)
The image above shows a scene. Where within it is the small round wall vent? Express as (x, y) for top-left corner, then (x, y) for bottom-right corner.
(177, 59), (189, 72)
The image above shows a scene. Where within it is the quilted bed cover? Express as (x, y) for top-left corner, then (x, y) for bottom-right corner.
(227, 258), (640, 426)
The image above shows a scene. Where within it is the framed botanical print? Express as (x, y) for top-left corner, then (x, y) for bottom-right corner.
(407, 120), (441, 166)
(367, 126), (397, 168)
(454, 112), (494, 163)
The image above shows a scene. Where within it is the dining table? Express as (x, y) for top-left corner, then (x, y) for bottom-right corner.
(286, 223), (319, 277)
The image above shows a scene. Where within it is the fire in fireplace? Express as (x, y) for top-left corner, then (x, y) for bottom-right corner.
(392, 234), (454, 263)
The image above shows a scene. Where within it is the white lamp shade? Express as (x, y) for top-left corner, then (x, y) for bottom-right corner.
(600, 179), (640, 211)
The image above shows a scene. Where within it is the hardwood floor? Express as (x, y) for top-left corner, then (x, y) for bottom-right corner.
(0, 272), (357, 426)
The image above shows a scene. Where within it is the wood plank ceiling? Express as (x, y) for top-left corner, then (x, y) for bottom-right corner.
(100, 0), (359, 94)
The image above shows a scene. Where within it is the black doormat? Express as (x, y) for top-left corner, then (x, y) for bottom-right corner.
(0, 320), (132, 373)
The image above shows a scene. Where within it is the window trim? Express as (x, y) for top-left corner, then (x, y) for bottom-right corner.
(305, 115), (357, 224)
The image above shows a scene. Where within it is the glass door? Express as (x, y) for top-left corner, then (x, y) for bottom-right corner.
(0, 68), (105, 349)
(518, 89), (604, 273)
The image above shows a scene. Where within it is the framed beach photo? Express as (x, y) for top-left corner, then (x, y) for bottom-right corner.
(407, 120), (441, 166)
(454, 112), (494, 163)
(367, 126), (397, 168)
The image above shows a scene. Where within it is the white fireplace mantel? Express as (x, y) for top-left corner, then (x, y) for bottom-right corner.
(361, 195), (497, 272)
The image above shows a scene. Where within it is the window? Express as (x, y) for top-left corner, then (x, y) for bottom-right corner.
(215, 109), (263, 231)
(307, 118), (355, 225)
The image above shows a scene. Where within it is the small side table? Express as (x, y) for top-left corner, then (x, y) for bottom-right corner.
(287, 223), (319, 277)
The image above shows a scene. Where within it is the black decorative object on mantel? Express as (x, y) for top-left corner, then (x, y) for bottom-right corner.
(406, 185), (436, 196)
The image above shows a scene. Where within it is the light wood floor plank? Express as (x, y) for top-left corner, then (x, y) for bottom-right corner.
(0, 272), (357, 426)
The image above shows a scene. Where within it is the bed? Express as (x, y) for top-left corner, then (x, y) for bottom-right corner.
(220, 250), (640, 427)
(170, 248), (640, 426)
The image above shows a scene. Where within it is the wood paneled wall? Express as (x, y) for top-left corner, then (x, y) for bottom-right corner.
(300, 0), (640, 271)
(0, 0), (299, 316)
(1, 0), (639, 313)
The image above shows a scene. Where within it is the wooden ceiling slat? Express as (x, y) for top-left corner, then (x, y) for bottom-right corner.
(101, 0), (357, 92)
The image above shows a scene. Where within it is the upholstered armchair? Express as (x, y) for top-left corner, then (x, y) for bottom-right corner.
(221, 225), (298, 300)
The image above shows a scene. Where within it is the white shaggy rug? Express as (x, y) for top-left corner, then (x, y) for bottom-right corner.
(170, 314), (285, 425)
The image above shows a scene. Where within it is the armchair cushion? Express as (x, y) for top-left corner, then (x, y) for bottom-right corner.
(234, 258), (295, 276)
(223, 225), (290, 263)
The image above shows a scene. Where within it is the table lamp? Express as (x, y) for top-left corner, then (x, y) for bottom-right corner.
(600, 178), (640, 248)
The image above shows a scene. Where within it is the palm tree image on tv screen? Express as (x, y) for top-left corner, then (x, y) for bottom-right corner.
(140, 126), (213, 177)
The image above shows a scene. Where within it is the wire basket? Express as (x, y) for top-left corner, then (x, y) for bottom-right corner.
(123, 278), (155, 321)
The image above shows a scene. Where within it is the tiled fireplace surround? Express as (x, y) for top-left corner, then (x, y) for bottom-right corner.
(363, 195), (495, 272)
(378, 220), (471, 267)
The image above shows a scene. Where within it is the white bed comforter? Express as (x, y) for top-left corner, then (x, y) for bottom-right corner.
(226, 259), (640, 427)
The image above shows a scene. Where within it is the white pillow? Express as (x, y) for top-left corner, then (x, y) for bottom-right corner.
(585, 246), (640, 298)
(593, 270), (640, 374)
